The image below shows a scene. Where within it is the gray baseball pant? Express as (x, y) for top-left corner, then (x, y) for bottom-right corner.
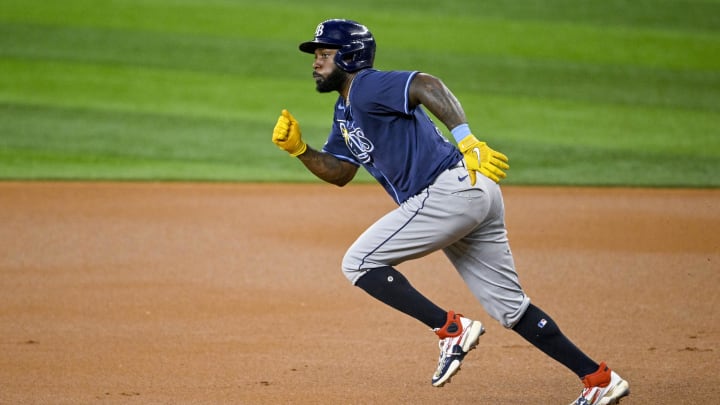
(342, 164), (530, 328)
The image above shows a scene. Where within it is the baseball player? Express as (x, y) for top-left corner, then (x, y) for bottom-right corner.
(272, 19), (630, 404)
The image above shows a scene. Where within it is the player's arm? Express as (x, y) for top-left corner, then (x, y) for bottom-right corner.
(408, 73), (509, 184)
(297, 146), (358, 186)
(272, 109), (358, 187)
(407, 72), (466, 131)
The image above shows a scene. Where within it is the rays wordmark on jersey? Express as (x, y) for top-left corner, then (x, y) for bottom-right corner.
(339, 121), (374, 164)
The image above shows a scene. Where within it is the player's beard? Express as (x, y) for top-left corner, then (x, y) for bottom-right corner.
(315, 66), (349, 93)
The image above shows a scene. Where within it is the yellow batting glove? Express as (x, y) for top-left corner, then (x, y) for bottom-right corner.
(272, 109), (307, 157)
(457, 134), (510, 184)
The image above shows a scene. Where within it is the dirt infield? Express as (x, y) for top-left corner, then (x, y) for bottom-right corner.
(1, 182), (718, 404)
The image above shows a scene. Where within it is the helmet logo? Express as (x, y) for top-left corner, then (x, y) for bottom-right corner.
(314, 23), (324, 39)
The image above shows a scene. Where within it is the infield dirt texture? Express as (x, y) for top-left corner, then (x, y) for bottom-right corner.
(1, 1), (718, 403)
(1, 182), (718, 404)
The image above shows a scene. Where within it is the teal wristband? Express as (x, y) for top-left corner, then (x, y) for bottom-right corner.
(451, 124), (472, 143)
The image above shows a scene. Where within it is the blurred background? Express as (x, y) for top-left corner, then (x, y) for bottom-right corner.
(1, 0), (718, 186)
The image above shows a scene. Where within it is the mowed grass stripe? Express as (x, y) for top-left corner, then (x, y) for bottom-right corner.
(0, 148), (309, 181)
(4, 55), (717, 152)
(2, 84), (717, 186)
(2, 0), (718, 71)
(0, 102), (322, 181)
(0, 58), (312, 121)
(3, 0), (719, 35)
(2, 23), (717, 113)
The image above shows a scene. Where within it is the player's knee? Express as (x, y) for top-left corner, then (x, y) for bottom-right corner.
(341, 251), (364, 284)
(342, 245), (389, 284)
(487, 295), (531, 328)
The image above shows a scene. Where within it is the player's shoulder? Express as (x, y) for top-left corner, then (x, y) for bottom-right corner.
(350, 69), (420, 110)
(353, 69), (419, 95)
(356, 68), (418, 82)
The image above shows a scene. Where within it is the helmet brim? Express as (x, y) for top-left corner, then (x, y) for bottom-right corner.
(299, 40), (342, 54)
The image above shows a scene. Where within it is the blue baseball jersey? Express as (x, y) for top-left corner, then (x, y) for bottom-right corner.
(322, 69), (463, 204)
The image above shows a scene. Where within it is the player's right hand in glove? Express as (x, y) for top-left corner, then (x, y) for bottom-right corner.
(272, 109), (308, 157)
(458, 134), (509, 184)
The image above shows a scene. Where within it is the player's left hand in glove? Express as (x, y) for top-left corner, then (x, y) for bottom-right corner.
(458, 134), (509, 184)
(272, 109), (308, 157)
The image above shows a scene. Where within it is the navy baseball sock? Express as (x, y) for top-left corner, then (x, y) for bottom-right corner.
(512, 303), (599, 378)
(355, 266), (447, 329)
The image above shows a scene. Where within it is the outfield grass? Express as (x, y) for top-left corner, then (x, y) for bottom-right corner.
(1, 0), (718, 186)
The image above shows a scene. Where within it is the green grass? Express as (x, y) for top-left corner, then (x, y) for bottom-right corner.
(0, 0), (718, 186)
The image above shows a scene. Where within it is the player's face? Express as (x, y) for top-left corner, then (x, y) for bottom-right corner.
(313, 48), (348, 93)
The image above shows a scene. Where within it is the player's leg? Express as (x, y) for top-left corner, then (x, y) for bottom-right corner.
(444, 176), (596, 370)
(512, 304), (597, 376)
(353, 265), (447, 328)
(353, 265), (484, 387)
(442, 174), (531, 327)
(446, 175), (629, 402)
(343, 165), (489, 386)
(514, 305), (629, 404)
(342, 164), (487, 328)
(344, 194), (470, 328)
(442, 225), (531, 327)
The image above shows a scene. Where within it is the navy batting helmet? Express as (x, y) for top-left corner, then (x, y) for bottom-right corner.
(299, 19), (375, 72)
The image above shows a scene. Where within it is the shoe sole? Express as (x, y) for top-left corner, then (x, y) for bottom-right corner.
(599, 380), (630, 405)
(432, 321), (485, 388)
(571, 379), (630, 405)
(459, 321), (484, 352)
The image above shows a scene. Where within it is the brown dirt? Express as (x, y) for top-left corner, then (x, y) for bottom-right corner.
(0, 182), (718, 404)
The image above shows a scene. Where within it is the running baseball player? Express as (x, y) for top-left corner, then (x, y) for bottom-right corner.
(272, 19), (630, 404)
